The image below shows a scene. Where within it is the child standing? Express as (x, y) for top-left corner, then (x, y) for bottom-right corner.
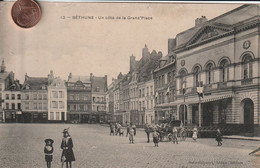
(44, 139), (54, 168)
(216, 129), (222, 146)
(192, 127), (198, 142)
(152, 130), (159, 147)
(172, 127), (178, 144)
(129, 128), (134, 144)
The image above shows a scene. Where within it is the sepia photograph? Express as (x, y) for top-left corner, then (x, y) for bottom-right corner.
(0, 1), (260, 167)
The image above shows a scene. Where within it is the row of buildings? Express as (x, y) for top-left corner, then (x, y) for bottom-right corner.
(1, 5), (259, 136)
(107, 5), (260, 136)
(0, 62), (108, 123)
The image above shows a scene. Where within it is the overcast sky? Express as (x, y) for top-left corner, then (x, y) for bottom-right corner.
(0, 2), (241, 84)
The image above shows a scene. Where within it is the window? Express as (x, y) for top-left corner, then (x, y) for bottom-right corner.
(146, 87), (149, 96)
(193, 66), (201, 87)
(11, 94), (15, 100)
(50, 112), (54, 120)
(12, 103), (15, 110)
(17, 94), (21, 100)
(33, 94), (37, 100)
(59, 101), (64, 109)
(51, 101), (58, 108)
(59, 91), (63, 98)
(242, 54), (253, 80)
(84, 105), (88, 111)
(26, 94), (30, 100)
(43, 94), (47, 100)
(162, 75), (165, 86)
(52, 91), (58, 98)
(179, 70), (187, 94)
(56, 112), (60, 120)
(38, 103), (42, 110)
(150, 86), (153, 96)
(168, 72), (171, 83)
(25, 102), (29, 110)
(6, 94), (9, 100)
(206, 63), (214, 84)
(6, 103), (9, 109)
(18, 103), (21, 110)
(220, 59), (229, 82)
(43, 103), (47, 110)
(34, 103), (37, 109)
(0, 84), (2, 91)
(142, 88), (145, 97)
(38, 94), (42, 100)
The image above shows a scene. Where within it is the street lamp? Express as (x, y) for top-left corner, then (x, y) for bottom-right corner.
(197, 82), (203, 127)
(182, 81), (186, 126)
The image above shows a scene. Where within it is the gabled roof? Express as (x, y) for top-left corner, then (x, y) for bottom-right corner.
(22, 77), (48, 90)
(176, 5), (260, 49)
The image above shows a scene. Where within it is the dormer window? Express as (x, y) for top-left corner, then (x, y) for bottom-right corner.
(26, 85), (30, 90)
(96, 87), (100, 92)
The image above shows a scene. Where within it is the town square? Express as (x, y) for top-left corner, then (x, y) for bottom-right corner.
(1, 2), (260, 168)
(0, 123), (259, 168)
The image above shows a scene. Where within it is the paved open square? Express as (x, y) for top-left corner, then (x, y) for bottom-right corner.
(0, 124), (259, 168)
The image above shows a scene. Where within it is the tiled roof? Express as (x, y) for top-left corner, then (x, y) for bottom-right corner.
(92, 76), (107, 92)
(23, 77), (48, 90)
(68, 75), (91, 83)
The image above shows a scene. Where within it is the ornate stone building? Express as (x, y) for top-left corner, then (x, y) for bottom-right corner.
(66, 73), (92, 123)
(172, 4), (260, 136)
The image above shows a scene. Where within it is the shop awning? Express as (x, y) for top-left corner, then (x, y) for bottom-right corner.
(157, 94), (234, 107)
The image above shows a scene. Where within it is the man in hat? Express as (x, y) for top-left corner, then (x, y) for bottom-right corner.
(44, 138), (54, 168)
(61, 128), (75, 168)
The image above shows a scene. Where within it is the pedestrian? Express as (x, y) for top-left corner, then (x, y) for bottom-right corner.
(44, 138), (54, 168)
(153, 130), (160, 147)
(129, 128), (134, 144)
(216, 128), (222, 146)
(131, 123), (136, 136)
(115, 122), (118, 135)
(109, 122), (115, 136)
(172, 127), (178, 144)
(192, 127), (198, 142)
(61, 128), (75, 168)
(126, 122), (130, 137)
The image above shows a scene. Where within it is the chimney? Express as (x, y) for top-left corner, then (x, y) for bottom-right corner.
(168, 38), (176, 53)
(195, 16), (208, 27)
(1, 59), (6, 73)
(130, 54), (136, 72)
(25, 73), (29, 81)
(68, 72), (72, 81)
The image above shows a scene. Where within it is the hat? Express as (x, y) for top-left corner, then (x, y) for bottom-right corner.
(62, 128), (69, 134)
(44, 138), (54, 144)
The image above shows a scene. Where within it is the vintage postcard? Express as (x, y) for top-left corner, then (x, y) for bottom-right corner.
(0, 1), (259, 168)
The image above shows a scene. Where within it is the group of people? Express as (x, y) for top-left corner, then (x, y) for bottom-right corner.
(109, 122), (137, 144)
(44, 128), (75, 168)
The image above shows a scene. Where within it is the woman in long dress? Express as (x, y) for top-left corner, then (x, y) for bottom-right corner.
(61, 129), (75, 168)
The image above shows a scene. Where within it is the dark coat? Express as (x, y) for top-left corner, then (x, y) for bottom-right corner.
(216, 131), (222, 142)
(61, 137), (75, 162)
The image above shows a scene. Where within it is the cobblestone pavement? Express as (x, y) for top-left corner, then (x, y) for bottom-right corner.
(0, 124), (259, 168)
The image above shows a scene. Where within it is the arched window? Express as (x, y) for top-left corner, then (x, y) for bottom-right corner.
(220, 59), (229, 82)
(206, 63), (214, 84)
(179, 70), (187, 93)
(242, 54), (253, 79)
(193, 66), (201, 87)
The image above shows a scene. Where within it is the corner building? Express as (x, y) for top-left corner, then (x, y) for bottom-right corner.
(173, 5), (260, 136)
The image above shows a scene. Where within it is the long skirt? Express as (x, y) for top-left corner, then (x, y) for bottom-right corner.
(153, 137), (159, 144)
(61, 149), (75, 162)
